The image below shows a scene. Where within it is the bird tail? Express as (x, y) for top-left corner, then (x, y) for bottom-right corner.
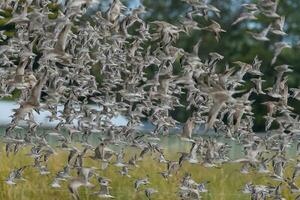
(271, 56), (277, 65)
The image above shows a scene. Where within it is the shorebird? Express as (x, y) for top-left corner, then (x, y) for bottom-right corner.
(181, 116), (196, 141)
(105, 0), (126, 23)
(5, 166), (27, 185)
(134, 177), (150, 191)
(285, 178), (300, 193)
(241, 182), (253, 194)
(251, 77), (265, 95)
(248, 25), (271, 41)
(6, 3), (30, 24)
(268, 65), (292, 98)
(145, 188), (158, 200)
(241, 3), (258, 11)
(12, 69), (48, 123)
(51, 178), (62, 188)
(232, 11), (257, 26)
(68, 178), (94, 200)
(292, 161), (300, 181)
(93, 176), (115, 199)
(77, 167), (97, 182)
(201, 81), (238, 133)
(271, 42), (291, 65)
(271, 159), (285, 181)
(271, 16), (286, 36)
(200, 20), (226, 41)
(119, 166), (131, 178)
(197, 181), (209, 193)
(114, 149), (126, 167)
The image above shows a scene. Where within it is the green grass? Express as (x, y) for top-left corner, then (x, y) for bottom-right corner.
(0, 138), (299, 200)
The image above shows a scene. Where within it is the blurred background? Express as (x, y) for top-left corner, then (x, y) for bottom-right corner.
(0, 0), (300, 131)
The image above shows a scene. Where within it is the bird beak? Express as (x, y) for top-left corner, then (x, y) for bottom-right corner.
(34, 108), (40, 114)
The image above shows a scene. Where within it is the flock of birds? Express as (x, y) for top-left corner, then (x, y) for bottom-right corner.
(0, 0), (300, 199)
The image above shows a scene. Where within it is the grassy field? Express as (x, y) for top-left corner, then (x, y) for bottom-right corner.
(0, 136), (298, 200)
